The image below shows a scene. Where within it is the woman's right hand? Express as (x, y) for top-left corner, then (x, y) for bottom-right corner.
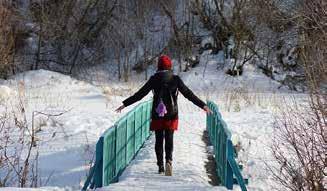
(115, 105), (125, 113)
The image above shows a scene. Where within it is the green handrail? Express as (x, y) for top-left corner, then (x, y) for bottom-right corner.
(206, 101), (247, 191)
(82, 100), (152, 190)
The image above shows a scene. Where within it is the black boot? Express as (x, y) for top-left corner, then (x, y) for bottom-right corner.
(158, 165), (165, 174)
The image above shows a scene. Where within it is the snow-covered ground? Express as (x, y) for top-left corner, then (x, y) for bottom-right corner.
(0, 50), (308, 191)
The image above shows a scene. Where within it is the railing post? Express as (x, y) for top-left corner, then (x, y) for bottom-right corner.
(114, 125), (118, 182)
(141, 105), (143, 143)
(94, 137), (103, 188)
(134, 111), (136, 155)
(226, 139), (234, 189)
(125, 118), (128, 167)
(146, 102), (150, 136)
(227, 139), (248, 191)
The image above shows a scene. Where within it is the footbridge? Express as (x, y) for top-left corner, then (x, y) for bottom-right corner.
(82, 99), (247, 191)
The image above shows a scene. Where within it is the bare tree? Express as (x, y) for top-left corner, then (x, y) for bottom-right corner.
(159, 0), (193, 73)
(0, 2), (18, 79)
(0, 81), (71, 187)
(270, 1), (327, 190)
(29, 0), (118, 74)
(0, 82), (38, 187)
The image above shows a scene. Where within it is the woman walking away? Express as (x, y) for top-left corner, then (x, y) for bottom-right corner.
(115, 55), (212, 176)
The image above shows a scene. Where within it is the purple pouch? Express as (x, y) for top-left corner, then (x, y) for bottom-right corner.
(156, 99), (167, 117)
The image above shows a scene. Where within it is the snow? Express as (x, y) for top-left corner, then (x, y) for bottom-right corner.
(201, 36), (215, 48)
(0, 50), (307, 190)
(0, 188), (66, 191)
(179, 51), (291, 95)
(0, 85), (16, 101)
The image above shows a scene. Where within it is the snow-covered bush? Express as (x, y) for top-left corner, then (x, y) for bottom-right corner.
(0, 85), (16, 102)
(271, 96), (326, 191)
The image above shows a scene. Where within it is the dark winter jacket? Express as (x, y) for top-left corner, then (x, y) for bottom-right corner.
(123, 70), (206, 120)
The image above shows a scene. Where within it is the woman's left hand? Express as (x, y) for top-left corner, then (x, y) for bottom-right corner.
(203, 105), (213, 114)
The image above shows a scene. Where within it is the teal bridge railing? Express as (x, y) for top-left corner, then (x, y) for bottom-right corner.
(207, 100), (248, 191)
(82, 100), (152, 190)
(83, 100), (247, 190)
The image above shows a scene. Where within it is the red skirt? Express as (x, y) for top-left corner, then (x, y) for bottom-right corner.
(150, 118), (179, 131)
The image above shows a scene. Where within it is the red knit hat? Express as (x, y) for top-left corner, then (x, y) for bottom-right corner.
(157, 55), (172, 70)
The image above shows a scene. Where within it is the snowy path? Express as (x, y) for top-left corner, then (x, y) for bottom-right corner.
(100, 98), (227, 191)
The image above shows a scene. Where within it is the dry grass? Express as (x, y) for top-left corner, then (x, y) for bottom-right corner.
(216, 87), (283, 112)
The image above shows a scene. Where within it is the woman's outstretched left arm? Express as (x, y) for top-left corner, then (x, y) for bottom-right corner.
(177, 76), (212, 114)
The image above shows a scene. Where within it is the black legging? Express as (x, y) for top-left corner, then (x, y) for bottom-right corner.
(155, 130), (174, 166)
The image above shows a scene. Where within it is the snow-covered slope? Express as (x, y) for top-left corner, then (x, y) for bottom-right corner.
(179, 51), (291, 96)
(0, 70), (129, 190)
